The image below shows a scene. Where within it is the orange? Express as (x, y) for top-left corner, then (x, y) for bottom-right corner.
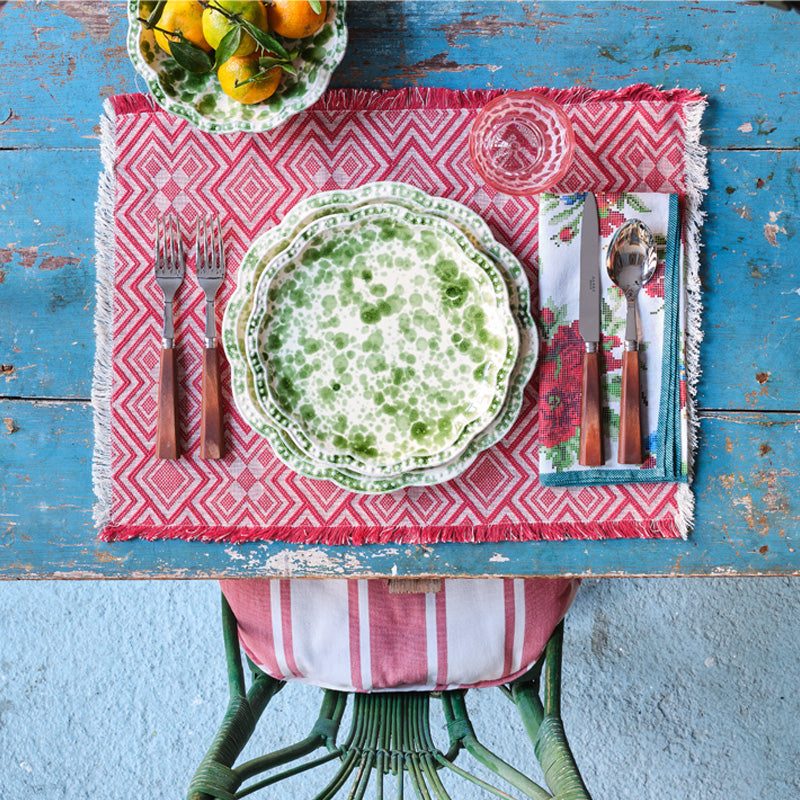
(266, 0), (327, 39)
(217, 55), (282, 104)
(154, 0), (212, 55)
(202, 0), (269, 58)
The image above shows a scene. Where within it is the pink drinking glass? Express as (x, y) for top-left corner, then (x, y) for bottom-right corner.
(469, 91), (575, 196)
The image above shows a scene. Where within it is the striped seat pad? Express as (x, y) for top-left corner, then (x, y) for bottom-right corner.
(219, 578), (579, 692)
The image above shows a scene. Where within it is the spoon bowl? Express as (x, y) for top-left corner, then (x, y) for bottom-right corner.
(605, 219), (657, 464)
(605, 220), (657, 338)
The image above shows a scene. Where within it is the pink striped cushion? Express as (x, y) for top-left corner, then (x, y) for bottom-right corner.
(219, 578), (579, 692)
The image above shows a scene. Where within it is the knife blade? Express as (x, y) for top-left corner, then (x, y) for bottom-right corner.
(578, 192), (603, 466)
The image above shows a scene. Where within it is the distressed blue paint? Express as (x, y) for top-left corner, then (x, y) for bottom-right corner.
(0, 3), (797, 149)
(0, 151), (97, 399)
(699, 150), (800, 411)
(1, 402), (798, 577)
(0, 1), (799, 577)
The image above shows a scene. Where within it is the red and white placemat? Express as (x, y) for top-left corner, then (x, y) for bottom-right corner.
(93, 85), (706, 544)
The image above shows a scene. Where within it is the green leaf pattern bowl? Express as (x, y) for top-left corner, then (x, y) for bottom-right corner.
(222, 182), (538, 493)
(126, 0), (348, 133)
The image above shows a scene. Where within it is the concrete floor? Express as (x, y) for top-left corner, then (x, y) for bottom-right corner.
(0, 577), (798, 799)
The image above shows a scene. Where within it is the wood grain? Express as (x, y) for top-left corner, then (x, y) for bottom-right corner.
(200, 346), (224, 460)
(618, 350), (642, 465)
(156, 348), (179, 460)
(578, 350), (603, 466)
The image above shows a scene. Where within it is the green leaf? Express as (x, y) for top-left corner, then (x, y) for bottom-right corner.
(256, 55), (287, 68)
(239, 19), (290, 59)
(214, 26), (242, 70)
(170, 39), (213, 73)
(309, 0), (323, 13)
(622, 194), (653, 214)
(258, 55), (296, 75)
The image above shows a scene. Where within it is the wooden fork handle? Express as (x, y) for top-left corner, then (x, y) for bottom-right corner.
(156, 347), (180, 460)
(578, 349), (603, 466)
(618, 348), (643, 464)
(200, 345), (224, 460)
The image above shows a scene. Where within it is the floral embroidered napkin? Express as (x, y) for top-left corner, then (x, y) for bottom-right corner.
(538, 192), (688, 486)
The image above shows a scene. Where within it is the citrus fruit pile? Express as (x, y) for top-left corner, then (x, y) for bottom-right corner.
(140, 0), (328, 104)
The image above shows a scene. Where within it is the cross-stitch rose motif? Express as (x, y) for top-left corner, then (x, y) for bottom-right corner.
(539, 316), (583, 450)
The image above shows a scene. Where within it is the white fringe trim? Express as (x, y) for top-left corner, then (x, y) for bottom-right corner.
(678, 93), (709, 537)
(91, 98), (118, 530)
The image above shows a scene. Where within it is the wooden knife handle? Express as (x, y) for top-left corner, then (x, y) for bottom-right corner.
(618, 349), (642, 464)
(200, 345), (224, 460)
(579, 349), (603, 466)
(156, 347), (180, 460)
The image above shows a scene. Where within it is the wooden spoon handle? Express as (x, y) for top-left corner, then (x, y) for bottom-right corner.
(618, 348), (642, 464)
(156, 347), (180, 460)
(200, 345), (224, 460)
(579, 349), (603, 466)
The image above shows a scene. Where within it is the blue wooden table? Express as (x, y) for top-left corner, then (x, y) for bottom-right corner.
(1, 1), (798, 579)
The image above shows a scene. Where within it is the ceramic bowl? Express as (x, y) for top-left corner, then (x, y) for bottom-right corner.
(126, 0), (347, 133)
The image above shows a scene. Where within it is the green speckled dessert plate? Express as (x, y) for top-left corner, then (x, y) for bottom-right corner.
(244, 203), (519, 474)
(126, 0), (347, 133)
(221, 182), (538, 492)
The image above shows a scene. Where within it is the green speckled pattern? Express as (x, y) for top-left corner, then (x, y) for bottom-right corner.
(127, 0), (347, 133)
(222, 182), (538, 493)
(245, 204), (518, 472)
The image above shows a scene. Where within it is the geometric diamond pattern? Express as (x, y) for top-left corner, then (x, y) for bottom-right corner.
(97, 86), (700, 544)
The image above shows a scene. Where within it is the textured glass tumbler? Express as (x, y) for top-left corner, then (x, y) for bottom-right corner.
(469, 91), (575, 195)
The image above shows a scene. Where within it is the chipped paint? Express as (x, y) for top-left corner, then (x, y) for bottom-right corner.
(734, 204), (753, 221)
(764, 222), (786, 246)
(745, 383), (770, 406)
(756, 372), (770, 385)
(0, 247), (81, 271)
(752, 468), (795, 515)
(3, 417), (17, 434)
(738, 121), (753, 133)
(434, 12), (546, 47)
(731, 493), (760, 532)
(58, 2), (112, 42)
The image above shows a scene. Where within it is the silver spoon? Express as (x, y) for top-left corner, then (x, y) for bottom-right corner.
(605, 219), (657, 464)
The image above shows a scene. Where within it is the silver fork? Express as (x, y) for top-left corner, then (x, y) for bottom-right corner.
(195, 216), (226, 460)
(154, 215), (185, 460)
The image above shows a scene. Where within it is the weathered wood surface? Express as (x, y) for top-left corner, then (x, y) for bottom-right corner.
(1, 1), (798, 577)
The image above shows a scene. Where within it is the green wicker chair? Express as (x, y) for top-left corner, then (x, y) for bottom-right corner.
(187, 591), (592, 800)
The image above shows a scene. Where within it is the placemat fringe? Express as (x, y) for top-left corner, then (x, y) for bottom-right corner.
(681, 93), (710, 482)
(91, 97), (118, 531)
(107, 84), (706, 119)
(676, 483), (695, 538)
(99, 518), (682, 545)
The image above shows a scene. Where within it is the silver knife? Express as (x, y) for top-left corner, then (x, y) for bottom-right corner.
(578, 192), (603, 466)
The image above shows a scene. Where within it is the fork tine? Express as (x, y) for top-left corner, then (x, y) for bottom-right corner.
(174, 216), (185, 276)
(194, 215), (203, 270)
(154, 215), (163, 268)
(216, 217), (225, 276)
